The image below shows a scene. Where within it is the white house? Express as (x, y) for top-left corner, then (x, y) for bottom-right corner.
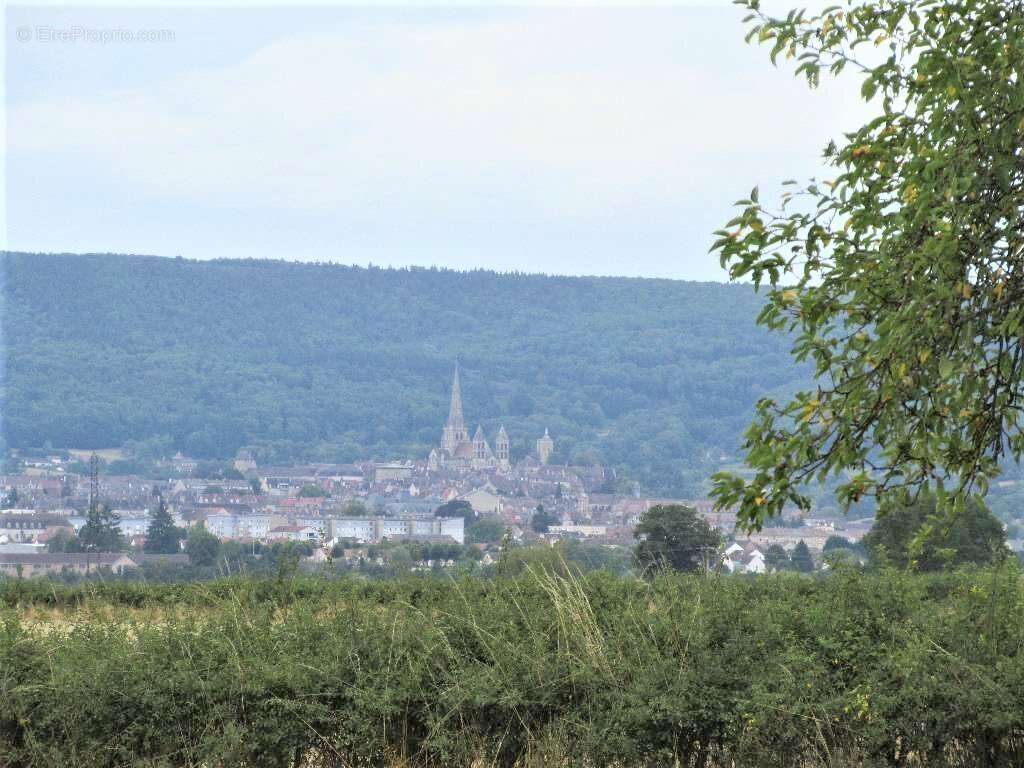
(460, 487), (501, 515)
(723, 543), (766, 574)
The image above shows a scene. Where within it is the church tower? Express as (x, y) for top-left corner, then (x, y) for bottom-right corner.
(495, 426), (510, 469)
(536, 428), (554, 465)
(441, 365), (470, 453)
(472, 425), (493, 464)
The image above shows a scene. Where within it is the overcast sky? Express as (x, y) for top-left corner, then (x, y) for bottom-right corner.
(4, 2), (867, 280)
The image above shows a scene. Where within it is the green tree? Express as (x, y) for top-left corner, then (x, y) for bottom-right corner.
(823, 535), (854, 553)
(249, 478), (263, 496)
(435, 499), (476, 522)
(508, 392), (535, 417)
(862, 492), (1007, 571)
(186, 523), (221, 567)
(530, 505), (557, 534)
(710, 0), (1024, 529)
(790, 540), (815, 573)
(633, 504), (721, 575)
(823, 547), (862, 569)
(144, 495), (185, 554)
(79, 503), (125, 553)
(46, 528), (82, 554)
(341, 500), (371, 517)
(466, 516), (506, 544)
(298, 484), (327, 498)
(764, 542), (791, 572)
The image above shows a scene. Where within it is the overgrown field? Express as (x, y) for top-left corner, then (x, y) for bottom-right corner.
(2, 567), (1024, 767)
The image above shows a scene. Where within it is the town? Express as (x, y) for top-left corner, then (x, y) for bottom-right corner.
(0, 367), (873, 578)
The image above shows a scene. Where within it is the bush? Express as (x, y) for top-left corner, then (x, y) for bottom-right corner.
(2, 566), (1024, 766)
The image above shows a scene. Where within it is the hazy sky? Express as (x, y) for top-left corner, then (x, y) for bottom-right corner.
(4, 2), (868, 280)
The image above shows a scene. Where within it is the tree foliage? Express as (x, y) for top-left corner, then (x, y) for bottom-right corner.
(298, 484), (328, 498)
(466, 516), (506, 544)
(711, 0), (1024, 529)
(186, 523), (221, 568)
(764, 542), (791, 571)
(144, 495), (185, 554)
(78, 504), (124, 553)
(1, 252), (809, 497)
(862, 491), (1007, 570)
(633, 504), (721, 575)
(434, 499), (476, 522)
(530, 505), (559, 534)
(6, 568), (1024, 767)
(790, 540), (815, 573)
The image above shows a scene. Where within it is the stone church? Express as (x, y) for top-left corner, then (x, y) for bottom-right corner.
(428, 366), (515, 471)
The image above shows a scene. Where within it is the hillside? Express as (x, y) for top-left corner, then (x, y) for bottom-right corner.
(0, 252), (807, 494)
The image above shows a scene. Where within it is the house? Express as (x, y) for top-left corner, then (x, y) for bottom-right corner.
(204, 511), (237, 538)
(330, 517), (377, 542)
(267, 525), (320, 542)
(745, 549), (767, 574)
(548, 524), (608, 538)
(233, 451), (257, 474)
(0, 514), (74, 543)
(373, 464), (414, 484)
(327, 516), (465, 545)
(460, 486), (502, 515)
(723, 543), (766, 574)
(131, 553), (190, 567)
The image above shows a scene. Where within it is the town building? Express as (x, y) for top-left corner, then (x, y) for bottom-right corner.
(431, 366), (550, 471)
(0, 553), (138, 577)
(536, 429), (554, 465)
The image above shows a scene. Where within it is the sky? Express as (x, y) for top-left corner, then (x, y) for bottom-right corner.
(3, 2), (868, 280)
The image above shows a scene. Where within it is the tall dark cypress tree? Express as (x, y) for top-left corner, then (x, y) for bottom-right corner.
(145, 494), (184, 554)
(79, 503), (125, 553)
(790, 540), (814, 573)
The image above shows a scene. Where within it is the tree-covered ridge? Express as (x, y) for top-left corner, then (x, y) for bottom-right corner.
(1, 251), (807, 494)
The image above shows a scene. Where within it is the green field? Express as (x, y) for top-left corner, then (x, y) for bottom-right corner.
(3, 566), (1023, 767)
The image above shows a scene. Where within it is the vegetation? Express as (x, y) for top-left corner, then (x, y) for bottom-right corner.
(78, 504), (125, 553)
(764, 542), (792, 571)
(529, 504), (558, 534)
(185, 523), (222, 568)
(434, 499), (475, 522)
(298, 484), (328, 498)
(143, 495), (185, 554)
(0, 251), (808, 496)
(862, 492), (1008, 571)
(465, 516), (506, 544)
(790, 540), (814, 573)
(711, 0), (1024, 527)
(2, 566), (1024, 767)
(633, 504), (721, 575)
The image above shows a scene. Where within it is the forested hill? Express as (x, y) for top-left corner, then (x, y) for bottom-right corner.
(0, 252), (808, 495)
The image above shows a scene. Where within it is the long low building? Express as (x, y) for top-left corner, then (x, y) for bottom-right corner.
(0, 553), (138, 577)
(0, 514), (74, 543)
(329, 516), (464, 545)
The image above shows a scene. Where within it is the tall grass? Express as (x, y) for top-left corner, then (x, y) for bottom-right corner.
(2, 564), (1024, 766)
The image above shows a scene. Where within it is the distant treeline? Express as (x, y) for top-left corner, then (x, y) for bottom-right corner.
(2, 566), (1023, 767)
(1, 252), (807, 495)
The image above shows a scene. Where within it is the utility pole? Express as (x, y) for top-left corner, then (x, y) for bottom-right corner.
(87, 453), (100, 574)
(89, 453), (100, 517)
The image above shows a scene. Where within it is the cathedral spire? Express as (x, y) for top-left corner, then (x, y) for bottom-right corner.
(441, 364), (469, 454)
(448, 364), (465, 429)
